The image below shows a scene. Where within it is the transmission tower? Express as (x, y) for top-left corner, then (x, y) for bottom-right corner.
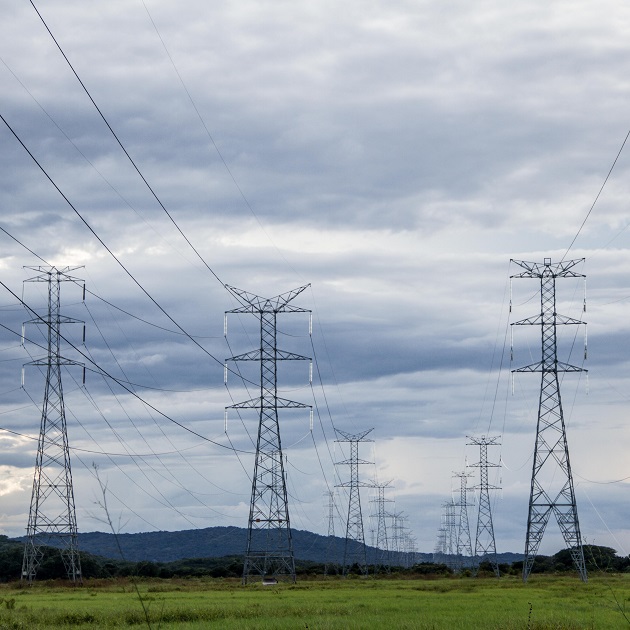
(511, 258), (587, 582)
(324, 490), (339, 576)
(393, 515), (414, 568)
(443, 500), (458, 568)
(467, 435), (501, 577)
(370, 482), (393, 571)
(434, 521), (447, 561)
(224, 284), (311, 584)
(335, 428), (373, 576)
(453, 470), (474, 569)
(21, 266), (84, 583)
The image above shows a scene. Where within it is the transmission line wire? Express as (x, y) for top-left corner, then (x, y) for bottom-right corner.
(562, 127), (630, 261)
(28, 0), (226, 288)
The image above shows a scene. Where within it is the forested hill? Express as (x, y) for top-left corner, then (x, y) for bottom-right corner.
(13, 527), (523, 565)
(28, 527), (439, 564)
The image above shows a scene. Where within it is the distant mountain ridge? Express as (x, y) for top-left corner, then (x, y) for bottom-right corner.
(13, 526), (523, 565)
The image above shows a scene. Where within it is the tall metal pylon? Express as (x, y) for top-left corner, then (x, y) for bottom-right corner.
(443, 500), (458, 568)
(391, 513), (412, 567)
(224, 284), (311, 584)
(511, 257), (587, 582)
(453, 470), (474, 569)
(324, 490), (339, 576)
(370, 482), (393, 571)
(335, 428), (373, 576)
(434, 522), (447, 559)
(467, 435), (501, 577)
(21, 266), (84, 583)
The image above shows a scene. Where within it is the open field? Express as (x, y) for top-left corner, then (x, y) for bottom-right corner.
(0, 574), (628, 629)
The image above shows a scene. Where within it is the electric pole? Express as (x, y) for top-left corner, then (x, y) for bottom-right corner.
(467, 435), (501, 577)
(21, 266), (84, 583)
(335, 428), (373, 576)
(511, 257), (587, 582)
(224, 284), (311, 584)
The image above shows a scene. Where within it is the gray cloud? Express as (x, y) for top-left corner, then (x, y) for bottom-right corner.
(0, 1), (629, 559)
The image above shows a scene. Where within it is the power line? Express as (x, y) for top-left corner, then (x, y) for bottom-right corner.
(0, 287), (252, 455)
(563, 127), (630, 261)
(28, 0), (225, 288)
(0, 112), (259, 390)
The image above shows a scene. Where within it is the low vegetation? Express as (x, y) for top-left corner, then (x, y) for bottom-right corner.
(0, 538), (629, 628)
(0, 574), (628, 629)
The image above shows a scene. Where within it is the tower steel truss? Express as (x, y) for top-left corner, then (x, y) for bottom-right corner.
(224, 284), (311, 584)
(443, 500), (457, 568)
(370, 482), (393, 570)
(21, 266), (84, 583)
(453, 471), (474, 569)
(511, 258), (587, 582)
(324, 490), (338, 576)
(467, 435), (501, 577)
(335, 428), (373, 576)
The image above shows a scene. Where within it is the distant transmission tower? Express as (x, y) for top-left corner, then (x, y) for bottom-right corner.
(468, 435), (501, 577)
(21, 266), (84, 583)
(453, 471), (474, 569)
(511, 258), (587, 582)
(324, 490), (339, 576)
(370, 482), (393, 571)
(335, 428), (373, 576)
(224, 284), (311, 584)
(443, 500), (458, 568)
(434, 520), (447, 561)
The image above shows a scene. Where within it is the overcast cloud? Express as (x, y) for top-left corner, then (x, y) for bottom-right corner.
(0, 0), (630, 558)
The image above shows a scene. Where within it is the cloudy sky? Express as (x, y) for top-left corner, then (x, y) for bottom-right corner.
(1, 0), (630, 559)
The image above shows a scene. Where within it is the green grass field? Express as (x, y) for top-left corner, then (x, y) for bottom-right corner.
(0, 574), (628, 629)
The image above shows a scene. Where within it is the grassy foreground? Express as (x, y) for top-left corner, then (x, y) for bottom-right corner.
(0, 574), (628, 629)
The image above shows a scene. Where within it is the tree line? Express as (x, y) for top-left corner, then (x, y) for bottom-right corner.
(0, 536), (626, 581)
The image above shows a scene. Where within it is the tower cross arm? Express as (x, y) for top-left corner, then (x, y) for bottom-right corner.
(513, 361), (586, 373)
(24, 265), (85, 283)
(226, 349), (310, 362)
(25, 315), (84, 326)
(334, 428), (374, 442)
(276, 350), (311, 361)
(26, 357), (84, 367)
(510, 258), (585, 278)
(512, 315), (542, 326)
(227, 396), (311, 410)
(225, 284), (311, 312)
(226, 350), (261, 362)
(466, 435), (501, 447)
(335, 458), (374, 466)
(276, 397), (311, 409)
(555, 315), (586, 325)
(514, 313), (586, 326)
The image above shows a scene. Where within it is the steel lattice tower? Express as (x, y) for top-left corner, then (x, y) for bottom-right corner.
(21, 266), (84, 583)
(224, 284), (311, 584)
(335, 428), (373, 576)
(370, 482), (393, 570)
(511, 258), (587, 582)
(434, 522), (447, 559)
(324, 490), (339, 576)
(453, 471), (474, 569)
(443, 500), (458, 568)
(467, 435), (501, 577)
